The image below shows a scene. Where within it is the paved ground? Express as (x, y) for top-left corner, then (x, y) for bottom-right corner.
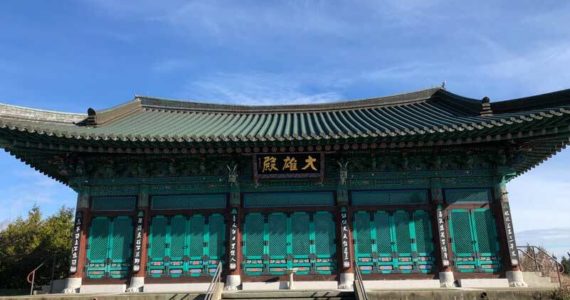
(1, 288), (566, 300)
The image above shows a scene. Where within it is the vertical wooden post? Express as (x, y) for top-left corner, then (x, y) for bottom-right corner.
(63, 189), (90, 293)
(225, 163), (242, 290)
(493, 178), (526, 287)
(336, 160), (354, 289)
(126, 187), (150, 292)
(430, 178), (455, 287)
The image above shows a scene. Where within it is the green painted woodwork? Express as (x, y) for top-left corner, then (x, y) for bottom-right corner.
(86, 216), (133, 279)
(351, 190), (428, 206)
(242, 211), (336, 276)
(243, 192), (334, 208)
(91, 196), (137, 211)
(151, 194), (227, 210)
(147, 213), (226, 278)
(444, 189), (492, 204)
(353, 210), (435, 274)
(448, 208), (501, 273)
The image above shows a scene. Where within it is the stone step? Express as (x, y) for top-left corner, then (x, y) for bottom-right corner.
(224, 298), (354, 300)
(222, 291), (354, 299)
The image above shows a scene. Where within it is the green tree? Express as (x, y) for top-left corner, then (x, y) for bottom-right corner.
(561, 254), (570, 275)
(0, 206), (73, 289)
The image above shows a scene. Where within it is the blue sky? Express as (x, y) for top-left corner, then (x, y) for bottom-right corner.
(0, 1), (569, 258)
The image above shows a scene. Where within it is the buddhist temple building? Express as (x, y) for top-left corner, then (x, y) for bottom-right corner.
(0, 88), (569, 293)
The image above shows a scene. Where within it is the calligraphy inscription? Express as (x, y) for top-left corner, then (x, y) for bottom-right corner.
(132, 211), (144, 272)
(502, 202), (520, 266)
(436, 208), (450, 267)
(69, 211), (82, 274)
(229, 209), (238, 270)
(254, 153), (323, 179)
(340, 207), (351, 268)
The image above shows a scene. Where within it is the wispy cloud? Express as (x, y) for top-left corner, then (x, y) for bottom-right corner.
(517, 228), (570, 259)
(0, 153), (76, 226)
(179, 72), (343, 105)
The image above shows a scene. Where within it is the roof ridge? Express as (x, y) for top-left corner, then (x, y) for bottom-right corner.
(0, 103), (86, 124)
(135, 88), (443, 113)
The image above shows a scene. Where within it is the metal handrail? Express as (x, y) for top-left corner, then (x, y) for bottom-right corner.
(205, 262), (223, 300)
(517, 245), (564, 288)
(26, 261), (45, 295)
(354, 262), (368, 300)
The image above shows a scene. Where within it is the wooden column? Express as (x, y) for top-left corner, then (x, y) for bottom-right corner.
(71, 191), (90, 279)
(430, 178), (455, 287)
(493, 178), (527, 287)
(63, 189), (90, 293)
(225, 164), (242, 290)
(493, 180), (521, 272)
(126, 187), (150, 292)
(336, 161), (354, 289)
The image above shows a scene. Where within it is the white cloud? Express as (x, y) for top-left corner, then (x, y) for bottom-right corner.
(180, 72), (343, 105)
(517, 228), (570, 259)
(0, 153), (76, 226)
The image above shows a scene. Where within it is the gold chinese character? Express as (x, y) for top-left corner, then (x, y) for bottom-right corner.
(302, 155), (318, 171)
(262, 156), (278, 173)
(282, 156), (298, 171)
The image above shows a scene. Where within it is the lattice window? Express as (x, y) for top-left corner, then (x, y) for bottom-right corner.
(170, 215), (187, 259)
(473, 209), (499, 255)
(88, 217), (110, 262)
(354, 211), (372, 256)
(268, 213), (288, 257)
(374, 211), (392, 255)
(291, 212), (310, 256)
(450, 209), (474, 255)
(111, 216), (133, 262)
(413, 210), (433, 255)
(208, 214), (226, 259)
(394, 210), (412, 255)
(189, 215), (205, 258)
(149, 216), (167, 260)
(314, 211), (335, 257)
(244, 213), (264, 257)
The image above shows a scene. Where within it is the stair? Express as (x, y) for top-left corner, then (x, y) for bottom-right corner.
(222, 290), (355, 300)
(522, 271), (560, 288)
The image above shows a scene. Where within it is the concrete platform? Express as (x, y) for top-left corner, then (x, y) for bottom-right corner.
(366, 288), (560, 300)
(458, 278), (509, 288)
(144, 283), (212, 293)
(80, 284), (126, 294)
(241, 281), (339, 291)
(363, 280), (440, 290)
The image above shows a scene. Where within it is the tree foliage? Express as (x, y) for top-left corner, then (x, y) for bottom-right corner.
(0, 206), (73, 289)
(561, 254), (570, 275)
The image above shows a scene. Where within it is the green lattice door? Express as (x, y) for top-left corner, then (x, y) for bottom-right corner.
(242, 211), (336, 276)
(86, 216), (134, 279)
(353, 210), (435, 274)
(147, 213), (226, 278)
(449, 208), (501, 272)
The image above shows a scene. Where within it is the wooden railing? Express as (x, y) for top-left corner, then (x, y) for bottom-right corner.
(518, 245), (565, 288)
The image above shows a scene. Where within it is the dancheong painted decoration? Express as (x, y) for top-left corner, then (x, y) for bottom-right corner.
(1, 87), (569, 292)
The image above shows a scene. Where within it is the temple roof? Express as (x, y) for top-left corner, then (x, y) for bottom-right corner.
(1, 87), (570, 182)
(1, 88), (570, 144)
